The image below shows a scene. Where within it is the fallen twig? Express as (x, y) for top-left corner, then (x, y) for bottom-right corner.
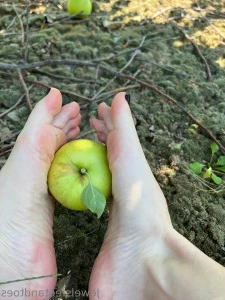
(197, 7), (225, 41)
(32, 69), (96, 83)
(91, 35), (146, 101)
(24, 0), (29, 62)
(0, 72), (91, 102)
(124, 69), (143, 87)
(141, 6), (175, 24)
(0, 60), (96, 71)
(0, 149), (12, 157)
(0, 273), (61, 285)
(56, 226), (100, 247)
(0, 60), (223, 153)
(13, 3), (24, 44)
(118, 73), (225, 153)
(17, 69), (32, 111)
(0, 131), (21, 145)
(77, 130), (95, 139)
(6, 9), (26, 32)
(47, 11), (85, 26)
(96, 84), (140, 101)
(137, 59), (206, 88)
(0, 144), (15, 157)
(171, 21), (212, 81)
(120, 36), (146, 72)
(0, 85), (33, 118)
(25, 79), (92, 102)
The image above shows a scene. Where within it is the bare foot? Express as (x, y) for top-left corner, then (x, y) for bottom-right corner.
(90, 92), (225, 300)
(90, 92), (172, 299)
(0, 88), (81, 299)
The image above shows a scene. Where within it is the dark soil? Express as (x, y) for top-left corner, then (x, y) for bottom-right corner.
(0, 0), (225, 299)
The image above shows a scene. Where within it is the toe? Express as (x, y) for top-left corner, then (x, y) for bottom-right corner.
(111, 92), (135, 132)
(97, 93), (135, 134)
(98, 102), (114, 131)
(91, 118), (108, 144)
(102, 92), (143, 168)
(52, 102), (80, 129)
(91, 118), (108, 135)
(66, 127), (80, 141)
(63, 113), (81, 135)
(24, 88), (63, 130)
(97, 132), (107, 144)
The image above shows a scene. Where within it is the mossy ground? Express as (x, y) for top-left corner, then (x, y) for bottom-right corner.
(0, 0), (225, 298)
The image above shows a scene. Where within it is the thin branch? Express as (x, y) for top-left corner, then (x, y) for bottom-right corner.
(56, 226), (100, 247)
(0, 59), (96, 71)
(96, 84), (140, 101)
(92, 63), (101, 95)
(150, 6), (175, 21)
(171, 21), (212, 81)
(91, 36), (146, 101)
(124, 69), (143, 87)
(0, 60), (224, 153)
(117, 73), (225, 153)
(0, 273), (62, 285)
(91, 76), (114, 101)
(60, 89), (91, 101)
(0, 144), (15, 157)
(140, 6), (189, 25)
(120, 35), (146, 72)
(77, 130), (95, 139)
(13, 3), (24, 44)
(0, 86), (33, 118)
(0, 149), (12, 157)
(25, 79), (91, 102)
(32, 69), (95, 83)
(206, 21), (225, 40)
(47, 11), (84, 26)
(89, 35), (181, 65)
(0, 36), (181, 70)
(17, 69), (32, 111)
(0, 71), (92, 102)
(6, 10), (26, 31)
(137, 59), (206, 88)
(0, 131), (21, 145)
(197, 7), (225, 40)
(24, 0), (29, 62)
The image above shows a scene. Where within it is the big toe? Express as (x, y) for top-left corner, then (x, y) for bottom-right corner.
(19, 88), (65, 159)
(95, 92), (171, 226)
(24, 88), (63, 129)
(110, 92), (134, 132)
(14, 88), (81, 166)
(98, 93), (146, 169)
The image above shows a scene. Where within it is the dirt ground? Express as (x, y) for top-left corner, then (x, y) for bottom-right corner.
(0, 0), (225, 299)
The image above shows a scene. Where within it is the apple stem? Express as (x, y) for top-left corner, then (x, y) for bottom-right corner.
(80, 168), (87, 174)
(80, 168), (93, 188)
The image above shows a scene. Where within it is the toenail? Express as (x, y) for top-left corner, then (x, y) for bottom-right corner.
(45, 87), (52, 96)
(125, 93), (131, 105)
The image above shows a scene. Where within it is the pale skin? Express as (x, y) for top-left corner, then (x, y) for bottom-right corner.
(0, 88), (224, 300)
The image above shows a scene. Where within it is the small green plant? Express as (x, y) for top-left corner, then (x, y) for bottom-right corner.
(189, 142), (225, 185)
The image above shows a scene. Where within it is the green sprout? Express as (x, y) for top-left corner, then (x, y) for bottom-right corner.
(189, 142), (225, 185)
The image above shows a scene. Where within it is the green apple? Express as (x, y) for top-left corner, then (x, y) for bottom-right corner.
(47, 139), (112, 215)
(67, 0), (92, 18)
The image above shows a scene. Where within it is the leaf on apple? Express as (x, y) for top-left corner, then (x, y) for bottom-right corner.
(82, 183), (106, 218)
